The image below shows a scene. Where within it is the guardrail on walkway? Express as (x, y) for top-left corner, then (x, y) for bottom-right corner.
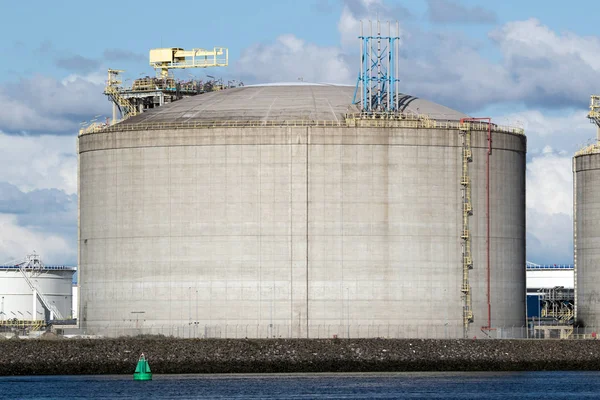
(576, 143), (600, 156)
(79, 114), (525, 137)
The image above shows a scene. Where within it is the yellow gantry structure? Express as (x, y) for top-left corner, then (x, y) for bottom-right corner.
(588, 95), (600, 127)
(575, 95), (600, 156)
(589, 95), (600, 142)
(459, 123), (474, 337)
(149, 47), (228, 78)
(104, 69), (138, 123)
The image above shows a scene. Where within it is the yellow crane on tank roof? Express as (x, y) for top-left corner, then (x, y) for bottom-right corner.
(149, 47), (228, 78)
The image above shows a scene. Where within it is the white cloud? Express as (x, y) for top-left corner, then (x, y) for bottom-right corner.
(0, 73), (109, 133)
(0, 214), (75, 265)
(398, 18), (600, 110)
(0, 132), (77, 195)
(236, 34), (353, 84)
(492, 19), (600, 70)
(62, 70), (106, 86)
(526, 151), (573, 264)
(496, 109), (594, 155)
(487, 19), (600, 108)
(527, 151), (572, 216)
(337, 3), (361, 49)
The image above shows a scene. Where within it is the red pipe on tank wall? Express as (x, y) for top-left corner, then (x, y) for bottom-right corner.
(460, 117), (492, 330)
(486, 119), (492, 330)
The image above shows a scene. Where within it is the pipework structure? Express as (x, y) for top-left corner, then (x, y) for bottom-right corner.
(104, 69), (138, 123)
(576, 95), (600, 156)
(354, 20), (400, 113)
(95, 46), (232, 127)
(588, 95), (600, 138)
(526, 262), (574, 339)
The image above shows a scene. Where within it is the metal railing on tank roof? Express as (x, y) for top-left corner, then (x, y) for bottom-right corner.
(0, 265), (76, 271)
(575, 143), (600, 156)
(79, 112), (525, 136)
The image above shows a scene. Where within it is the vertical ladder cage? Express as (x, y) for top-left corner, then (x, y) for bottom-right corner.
(460, 123), (474, 337)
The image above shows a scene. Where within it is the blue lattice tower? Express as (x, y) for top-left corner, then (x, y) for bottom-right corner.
(353, 20), (401, 114)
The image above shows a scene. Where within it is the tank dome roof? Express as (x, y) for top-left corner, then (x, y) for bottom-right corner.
(118, 84), (467, 126)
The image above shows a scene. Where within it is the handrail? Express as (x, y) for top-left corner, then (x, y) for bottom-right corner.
(575, 143), (600, 156)
(526, 264), (574, 270)
(79, 114), (525, 136)
(0, 265), (76, 270)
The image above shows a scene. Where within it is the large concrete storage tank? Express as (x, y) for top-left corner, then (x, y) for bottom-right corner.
(78, 84), (526, 338)
(574, 147), (600, 326)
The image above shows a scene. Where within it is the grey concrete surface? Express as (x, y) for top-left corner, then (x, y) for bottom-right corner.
(78, 85), (526, 338)
(574, 154), (600, 326)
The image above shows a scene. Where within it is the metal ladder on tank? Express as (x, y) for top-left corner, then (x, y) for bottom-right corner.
(459, 123), (474, 337)
(18, 267), (64, 320)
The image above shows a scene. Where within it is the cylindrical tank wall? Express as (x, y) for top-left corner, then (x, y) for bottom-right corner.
(574, 153), (600, 326)
(78, 126), (526, 338)
(0, 270), (74, 321)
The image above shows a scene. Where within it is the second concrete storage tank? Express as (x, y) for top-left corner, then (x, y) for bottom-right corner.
(574, 147), (600, 326)
(78, 84), (526, 338)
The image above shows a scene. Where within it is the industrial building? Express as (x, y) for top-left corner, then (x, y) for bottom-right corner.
(526, 262), (574, 338)
(78, 28), (526, 339)
(574, 95), (600, 328)
(0, 253), (76, 332)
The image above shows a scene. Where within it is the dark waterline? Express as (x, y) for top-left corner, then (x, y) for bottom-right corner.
(1, 371), (598, 399)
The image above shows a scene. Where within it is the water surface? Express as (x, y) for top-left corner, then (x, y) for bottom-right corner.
(1, 371), (597, 399)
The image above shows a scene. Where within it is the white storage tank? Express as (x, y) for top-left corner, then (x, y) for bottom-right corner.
(0, 254), (76, 322)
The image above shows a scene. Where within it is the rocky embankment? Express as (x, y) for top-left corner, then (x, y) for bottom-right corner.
(1, 338), (600, 375)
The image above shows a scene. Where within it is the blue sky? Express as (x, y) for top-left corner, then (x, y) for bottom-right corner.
(0, 0), (595, 265)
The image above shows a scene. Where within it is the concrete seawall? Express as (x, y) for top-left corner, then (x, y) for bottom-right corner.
(2, 338), (600, 375)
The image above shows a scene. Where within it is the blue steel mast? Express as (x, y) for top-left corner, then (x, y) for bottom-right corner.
(353, 20), (400, 114)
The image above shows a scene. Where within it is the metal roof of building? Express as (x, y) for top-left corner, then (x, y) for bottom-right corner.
(117, 84), (468, 126)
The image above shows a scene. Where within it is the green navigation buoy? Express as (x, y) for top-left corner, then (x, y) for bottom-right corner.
(133, 353), (152, 381)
